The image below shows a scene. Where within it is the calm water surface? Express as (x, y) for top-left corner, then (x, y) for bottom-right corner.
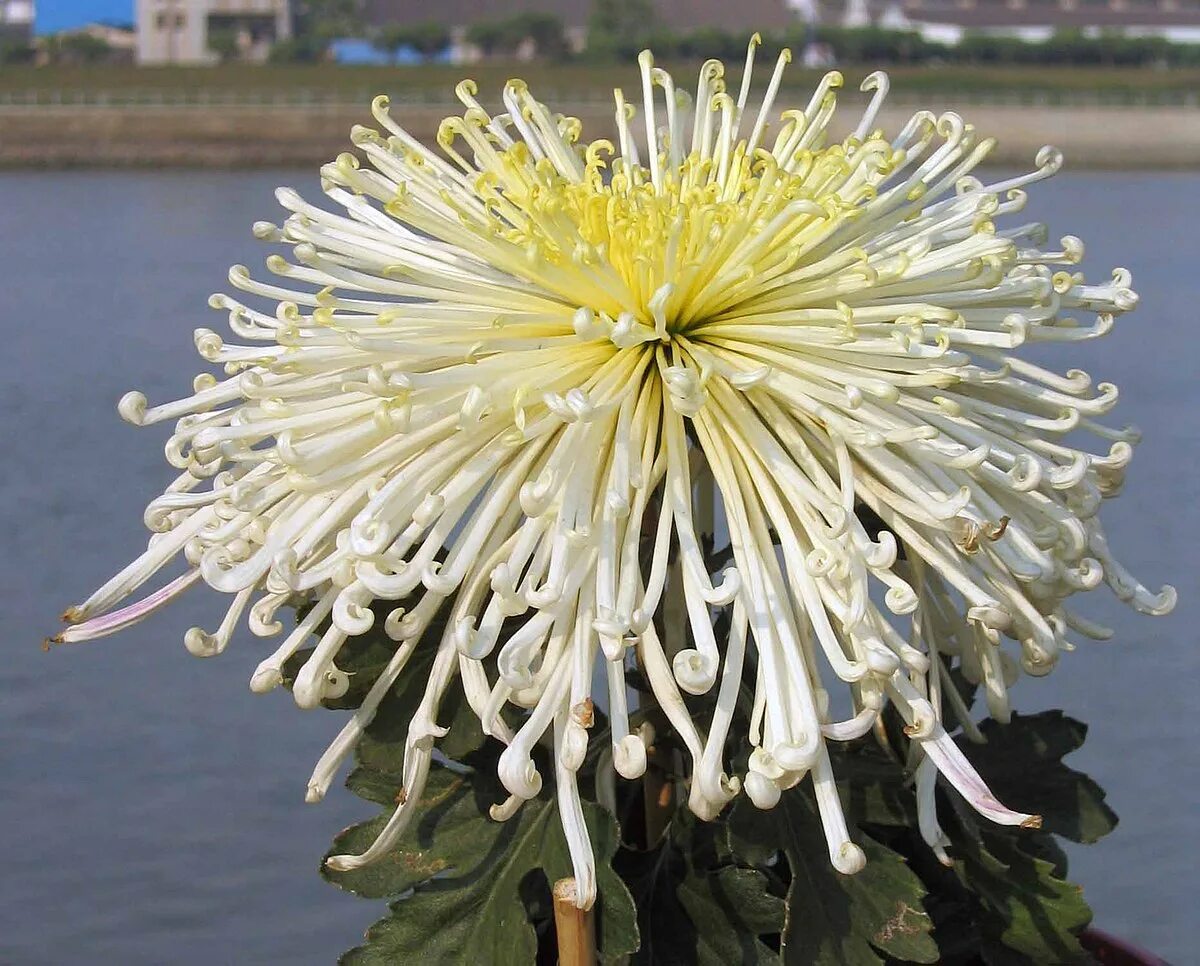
(0, 170), (1195, 964)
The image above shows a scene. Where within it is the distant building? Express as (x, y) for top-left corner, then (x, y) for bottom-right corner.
(0, 0), (34, 45)
(360, 0), (799, 62)
(900, 0), (1200, 43)
(347, 0), (1200, 63)
(136, 0), (291, 65)
(843, 0), (873, 25)
(801, 0), (1200, 40)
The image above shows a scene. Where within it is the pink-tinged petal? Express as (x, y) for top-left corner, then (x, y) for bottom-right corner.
(53, 570), (201, 644)
(920, 725), (1041, 829)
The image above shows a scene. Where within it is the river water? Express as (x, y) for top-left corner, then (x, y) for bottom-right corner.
(0, 169), (1194, 964)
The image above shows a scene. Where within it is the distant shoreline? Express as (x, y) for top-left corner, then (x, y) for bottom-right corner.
(1, 102), (1197, 169)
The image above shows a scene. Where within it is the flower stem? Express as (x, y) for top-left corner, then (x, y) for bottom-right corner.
(642, 739), (674, 847)
(552, 877), (596, 966)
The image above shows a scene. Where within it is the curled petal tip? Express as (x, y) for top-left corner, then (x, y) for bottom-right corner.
(249, 663), (283, 694)
(1142, 584), (1178, 616)
(613, 735), (647, 779)
(489, 795), (523, 822)
(560, 721), (589, 772)
(833, 843), (867, 875)
(117, 391), (147, 426)
(184, 627), (221, 658)
(744, 770), (781, 810)
(324, 853), (359, 873)
(672, 649), (718, 695)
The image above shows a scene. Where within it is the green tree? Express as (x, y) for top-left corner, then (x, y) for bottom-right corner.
(291, 0), (363, 44)
(57, 33), (112, 65)
(506, 12), (568, 60)
(587, 0), (656, 60)
(464, 20), (506, 58)
(465, 14), (566, 60)
(406, 21), (451, 59)
(268, 35), (326, 62)
(208, 27), (240, 64)
(372, 24), (410, 63)
(0, 39), (36, 65)
(677, 26), (740, 60)
(373, 21), (450, 61)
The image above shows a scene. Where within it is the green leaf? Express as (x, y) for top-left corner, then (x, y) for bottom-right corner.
(281, 614), (396, 711)
(1017, 830), (1070, 880)
(356, 642), (485, 765)
(951, 826), (1093, 965)
(960, 712), (1117, 844)
(282, 599), (486, 762)
(938, 660), (980, 736)
(938, 775), (1094, 965)
(617, 817), (783, 965)
(729, 790), (938, 965)
(829, 741), (917, 829)
(679, 868), (783, 965)
(325, 765), (473, 899)
(326, 764), (638, 965)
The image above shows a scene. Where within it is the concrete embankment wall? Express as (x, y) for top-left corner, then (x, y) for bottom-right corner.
(1, 102), (1196, 168)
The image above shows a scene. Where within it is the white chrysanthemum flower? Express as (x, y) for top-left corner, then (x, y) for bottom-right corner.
(57, 42), (1174, 908)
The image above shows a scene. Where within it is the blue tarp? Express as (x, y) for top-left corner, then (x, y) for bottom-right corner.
(329, 38), (452, 65)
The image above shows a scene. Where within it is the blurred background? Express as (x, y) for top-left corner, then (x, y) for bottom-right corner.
(1, 0), (1199, 163)
(0, 1), (1196, 964)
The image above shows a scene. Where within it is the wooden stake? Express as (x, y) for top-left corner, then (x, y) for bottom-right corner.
(552, 877), (596, 966)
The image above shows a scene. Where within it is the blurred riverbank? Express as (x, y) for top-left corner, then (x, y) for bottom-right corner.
(1, 63), (1197, 169)
(2, 100), (1198, 168)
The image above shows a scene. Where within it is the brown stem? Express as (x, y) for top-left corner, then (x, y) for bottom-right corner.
(642, 739), (674, 847)
(552, 877), (596, 966)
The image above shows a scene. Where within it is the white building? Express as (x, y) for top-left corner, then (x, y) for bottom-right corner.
(801, 0), (1200, 39)
(0, 0), (35, 43)
(136, 0), (290, 65)
(844, 0), (874, 25)
(898, 0), (1200, 42)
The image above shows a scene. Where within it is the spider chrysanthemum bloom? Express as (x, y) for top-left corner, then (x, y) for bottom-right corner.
(57, 41), (1174, 908)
